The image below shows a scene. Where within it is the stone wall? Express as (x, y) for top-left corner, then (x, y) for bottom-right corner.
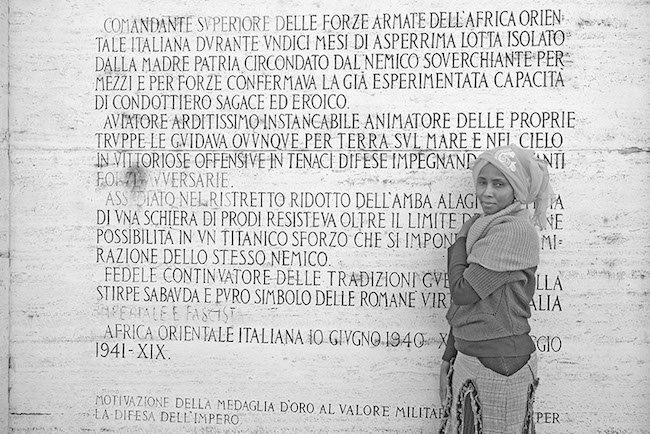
(6, 0), (649, 432)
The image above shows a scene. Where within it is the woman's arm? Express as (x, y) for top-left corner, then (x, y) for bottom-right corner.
(449, 217), (527, 304)
(441, 328), (457, 362)
(447, 215), (482, 305)
(447, 237), (481, 305)
(439, 359), (450, 405)
(439, 329), (456, 405)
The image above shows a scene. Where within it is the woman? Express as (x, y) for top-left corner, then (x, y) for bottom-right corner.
(438, 145), (553, 434)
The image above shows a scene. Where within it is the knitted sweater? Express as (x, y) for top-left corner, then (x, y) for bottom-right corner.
(466, 203), (539, 271)
(444, 204), (539, 359)
(444, 238), (536, 358)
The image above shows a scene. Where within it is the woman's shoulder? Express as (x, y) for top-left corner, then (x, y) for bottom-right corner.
(492, 212), (538, 241)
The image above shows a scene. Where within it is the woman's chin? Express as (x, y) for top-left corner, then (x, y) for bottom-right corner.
(481, 205), (496, 215)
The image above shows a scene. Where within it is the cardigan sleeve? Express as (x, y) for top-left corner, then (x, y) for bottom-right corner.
(447, 237), (481, 305)
(448, 237), (523, 303)
(441, 328), (457, 362)
(463, 264), (523, 300)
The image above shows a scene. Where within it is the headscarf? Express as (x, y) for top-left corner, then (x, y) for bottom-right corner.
(471, 145), (555, 229)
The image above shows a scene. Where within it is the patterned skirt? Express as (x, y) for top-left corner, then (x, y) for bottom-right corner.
(439, 352), (539, 434)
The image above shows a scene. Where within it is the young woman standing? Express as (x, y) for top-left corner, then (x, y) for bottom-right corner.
(439, 145), (554, 434)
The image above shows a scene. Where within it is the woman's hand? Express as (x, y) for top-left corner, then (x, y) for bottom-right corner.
(439, 360), (451, 405)
(457, 214), (480, 238)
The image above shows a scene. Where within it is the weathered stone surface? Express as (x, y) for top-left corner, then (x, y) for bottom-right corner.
(5, 1), (649, 432)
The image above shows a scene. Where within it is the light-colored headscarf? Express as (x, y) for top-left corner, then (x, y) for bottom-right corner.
(471, 145), (555, 229)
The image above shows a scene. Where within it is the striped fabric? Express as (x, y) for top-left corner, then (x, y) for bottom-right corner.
(439, 352), (539, 434)
(466, 203), (539, 272)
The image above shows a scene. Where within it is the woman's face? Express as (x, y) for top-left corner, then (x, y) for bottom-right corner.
(476, 163), (515, 215)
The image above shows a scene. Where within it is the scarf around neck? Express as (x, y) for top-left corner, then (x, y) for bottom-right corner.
(465, 203), (539, 272)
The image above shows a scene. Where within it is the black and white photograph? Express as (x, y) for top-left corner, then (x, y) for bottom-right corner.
(0, 1), (648, 432)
